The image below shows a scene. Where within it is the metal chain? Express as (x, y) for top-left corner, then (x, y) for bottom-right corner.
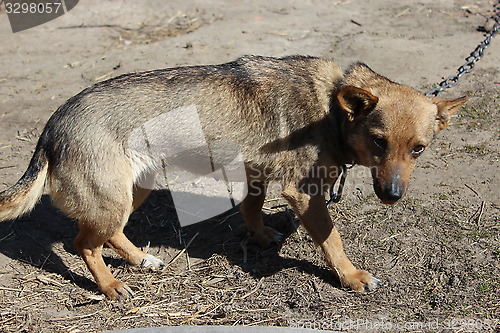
(426, 1), (500, 97)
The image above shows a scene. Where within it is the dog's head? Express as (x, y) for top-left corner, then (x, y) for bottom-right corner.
(337, 63), (467, 204)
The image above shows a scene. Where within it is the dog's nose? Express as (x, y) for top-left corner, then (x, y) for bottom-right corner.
(382, 181), (404, 204)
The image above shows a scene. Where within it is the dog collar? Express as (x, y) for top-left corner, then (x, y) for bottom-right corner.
(326, 163), (355, 206)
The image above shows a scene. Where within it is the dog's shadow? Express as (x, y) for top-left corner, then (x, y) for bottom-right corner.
(0, 190), (341, 294)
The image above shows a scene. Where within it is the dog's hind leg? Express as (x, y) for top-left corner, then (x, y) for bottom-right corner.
(74, 222), (135, 299)
(106, 231), (164, 270)
(50, 157), (161, 298)
(106, 186), (163, 270)
(241, 179), (283, 247)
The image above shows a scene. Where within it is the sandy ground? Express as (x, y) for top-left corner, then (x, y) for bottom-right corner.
(0, 0), (499, 332)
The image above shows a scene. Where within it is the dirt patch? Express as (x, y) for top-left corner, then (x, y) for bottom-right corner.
(0, 0), (499, 332)
(106, 12), (222, 46)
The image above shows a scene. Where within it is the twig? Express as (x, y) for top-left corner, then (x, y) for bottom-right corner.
(39, 253), (52, 271)
(180, 302), (224, 323)
(58, 24), (121, 29)
(185, 232), (199, 248)
(464, 184), (480, 197)
(94, 71), (114, 81)
(0, 316), (16, 325)
(394, 7), (411, 17)
(213, 211), (240, 227)
(240, 278), (264, 299)
(475, 201), (485, 227)
(152, 276), (175, 284)
(37, 274), (64, 287)
(0, 286), (22, 292)
(264, 197), (282, 203)
(245, 315), (285, 326)
(184, 240), (191, 271)
(270, 204), (288, 210)
(350, 19), (363, 26)
(164, 232), (199, 269)
(330, 209), (354, 222)
(0, 231), (14, 242)
(381, 233), (402, 242)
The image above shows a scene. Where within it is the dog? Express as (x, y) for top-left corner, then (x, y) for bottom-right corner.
(0, 55), (467, 299)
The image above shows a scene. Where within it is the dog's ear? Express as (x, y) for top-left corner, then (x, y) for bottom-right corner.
(432, 96), (468, 131)
(337, 86), (378, 122)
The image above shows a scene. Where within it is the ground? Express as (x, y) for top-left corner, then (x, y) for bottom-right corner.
(0, 0), (499, 332)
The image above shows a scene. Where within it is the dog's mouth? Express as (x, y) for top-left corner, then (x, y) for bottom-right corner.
(381, 199), (399, 205)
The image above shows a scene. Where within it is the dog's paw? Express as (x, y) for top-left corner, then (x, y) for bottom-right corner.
(249, 226), (284, 248)
(102, 280), (135, 300)
(341, 269), (382, 292)
(141, 254), (165, 270)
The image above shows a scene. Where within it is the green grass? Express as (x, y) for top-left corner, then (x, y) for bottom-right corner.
(478, 282), (493, 293)
(462, 142), (490, 157)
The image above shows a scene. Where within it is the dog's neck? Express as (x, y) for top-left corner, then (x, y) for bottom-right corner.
(324, 99), (357, 165)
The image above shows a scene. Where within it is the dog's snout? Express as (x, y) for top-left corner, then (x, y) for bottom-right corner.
(373, 167), (407, 205)
(382, 181), (404, 204)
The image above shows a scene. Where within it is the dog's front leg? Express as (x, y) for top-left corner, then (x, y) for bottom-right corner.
(241, 179), (283, 248)
(282, 182), (380, 292)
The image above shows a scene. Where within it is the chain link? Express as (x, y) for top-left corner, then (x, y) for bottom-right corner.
(426, 1), (500, 97)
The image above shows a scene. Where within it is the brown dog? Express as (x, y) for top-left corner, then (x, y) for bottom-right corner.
(0, 56), (467, 299)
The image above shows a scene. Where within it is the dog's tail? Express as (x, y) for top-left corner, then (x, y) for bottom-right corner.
(0, 144), (48, 221)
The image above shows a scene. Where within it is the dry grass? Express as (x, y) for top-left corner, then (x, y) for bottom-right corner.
(0, 186), (498, 332)
(109, 12), (220, 45)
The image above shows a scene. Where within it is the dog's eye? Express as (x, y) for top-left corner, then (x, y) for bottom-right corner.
(411, 145), (425, 156)
(373, 137), (387, 150)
